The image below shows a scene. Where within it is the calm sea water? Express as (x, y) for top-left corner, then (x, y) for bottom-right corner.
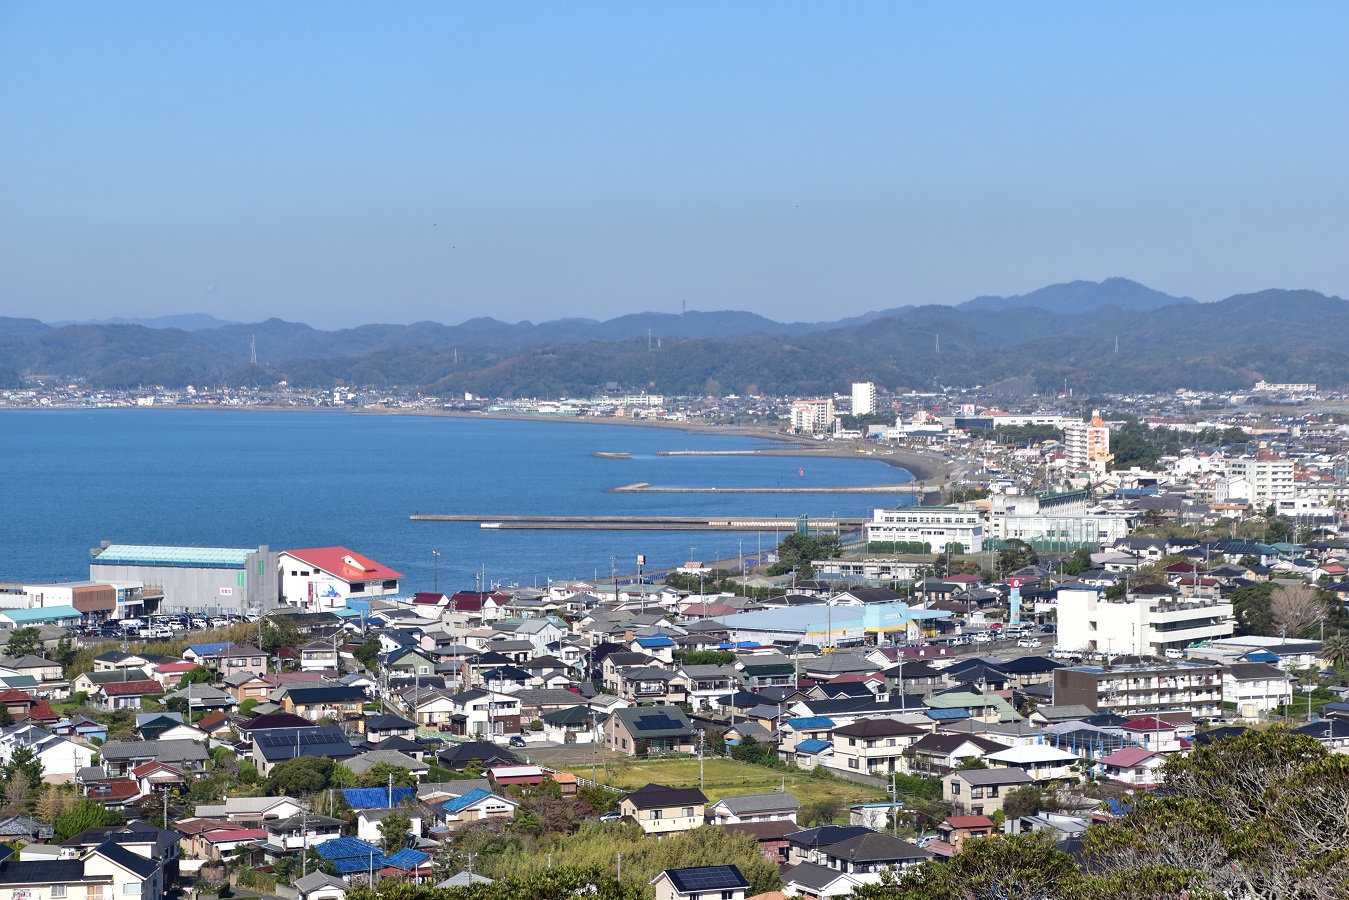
(0, 410), (913, 591)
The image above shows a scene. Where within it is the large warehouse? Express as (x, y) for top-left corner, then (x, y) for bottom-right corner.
(89, 543), (281, 617)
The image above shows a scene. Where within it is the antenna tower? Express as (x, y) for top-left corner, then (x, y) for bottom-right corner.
(250, 335), (257, 366)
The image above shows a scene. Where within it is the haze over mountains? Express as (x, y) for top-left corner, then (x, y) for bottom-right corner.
(2, 278), (1342, 397)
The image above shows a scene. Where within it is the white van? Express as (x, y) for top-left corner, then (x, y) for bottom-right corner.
(1164, 647), (1185, 660)
(120, 618), (145, 633)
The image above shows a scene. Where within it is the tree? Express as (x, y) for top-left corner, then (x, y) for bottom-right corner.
(1232, 582), (1277, 636)
(35, 782), (70, 824)
(178, 666), (215, 689)
(1001, 785), (1043, 819)
(1271, 583), (1323, 638)
(997, 539), (1038, 576)
(354, 638), (382, 671)
(853, 831), (1085, 900)
(1323, 632), (1349, 672)
(0, 705), (13, 728)
(1060, 547), (1094, 576)
(379, 809), (412, 854)
(264, 756), (336, 795)
(55, 798), (124, 840)
(260, 615), (302, 654)
(5, 628), (42, 659)
(6, 743), (44, 787)
(359, 763), (418, 789)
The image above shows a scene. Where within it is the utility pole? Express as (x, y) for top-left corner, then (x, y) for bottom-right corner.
(611, 556), (619, 605)
(432, 550), (440, 594)
(697, 729), (705, 790)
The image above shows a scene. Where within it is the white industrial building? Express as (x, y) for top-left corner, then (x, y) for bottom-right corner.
(865, 506), (983, 554)
(1225, 451), (1295, 506)
(278, 546), (403, 611)
(90, 543), (281, 617)
(1056, 587), (1233, 657)
(791, 398), (835, 434)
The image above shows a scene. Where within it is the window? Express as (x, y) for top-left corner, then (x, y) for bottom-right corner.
(53, 888), (67, 899)
(848, 759), (858, 769)
(951, 782), (961, 795)
(124, 886), (142, 897)
(683, 807), (694, 817)
(87, 888), (105, 900)
(722, 893), (736, 900)
(252, 658), (262, 666)
(988, 787), (999, 798)
(849, 738), (856, 746)
(651, 809), (662, 819)
(971, 787), (984, 799)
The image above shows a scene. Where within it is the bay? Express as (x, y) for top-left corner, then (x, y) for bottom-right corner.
(0, 410), (914, 592)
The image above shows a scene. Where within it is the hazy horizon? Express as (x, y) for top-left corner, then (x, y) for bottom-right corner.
(3, 5), (1346, 329)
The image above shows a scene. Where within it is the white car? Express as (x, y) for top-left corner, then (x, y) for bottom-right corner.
(145, 625), (173, 639)
(971, 632), (994, 644)
(209, 616), (230, 628)
(1017, 637), (1042, 648)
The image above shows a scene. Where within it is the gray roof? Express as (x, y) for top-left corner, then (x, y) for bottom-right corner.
(611, 705), (694, 738)
(100, 739), (209, 764)
(713, 791), (801, 815)
(783, 862), (854, 892)
(436, 873), (494, 888)
(950, 767), (1034, 787)
(294, 872), (349, 896)
(80, 669), (152, 685)
(340, 750), (429, 775)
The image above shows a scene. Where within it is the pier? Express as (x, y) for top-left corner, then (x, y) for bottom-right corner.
(410, 513), (867, 532)
(607, 481), (926, 494)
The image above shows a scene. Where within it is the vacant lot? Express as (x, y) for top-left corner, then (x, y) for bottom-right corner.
(541, 750), (888, 810)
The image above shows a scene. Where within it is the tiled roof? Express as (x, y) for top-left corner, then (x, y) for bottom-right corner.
(285, 547), (404, 582)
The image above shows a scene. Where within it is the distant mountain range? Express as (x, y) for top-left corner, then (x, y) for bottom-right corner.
(49, 313), (240, 331)
(2, 279), (1342, 396)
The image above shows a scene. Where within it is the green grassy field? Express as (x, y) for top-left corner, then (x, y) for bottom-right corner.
(562, 754), (889, 809)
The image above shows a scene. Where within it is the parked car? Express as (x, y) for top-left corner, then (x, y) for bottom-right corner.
(145, 625), (173, 639)
(191, 618), (208, 629)
(508, 735), (527, 747)
(1016, 637), (1042, 648)
(598, 812), (623, 823)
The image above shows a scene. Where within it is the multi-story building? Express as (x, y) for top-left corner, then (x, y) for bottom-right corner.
(851, 382), (877, 417)
(1222, 661), (1294, 718)
(866, 506), (983, 553)
(620, 783), (707, 835)
(1226, 449), (1296, 506)
(89, 542), (280, 617)
(791, 398), (835, 434)
(984, 490), (1131, 550)
(1056, 587), (1234, 657)
(1063, 412), (1112, 473)
(1052, 661), (1223, 718)
(828, 719), (926, 776)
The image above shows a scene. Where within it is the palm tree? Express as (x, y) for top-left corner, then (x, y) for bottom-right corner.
(1323, 632), (1349, 684)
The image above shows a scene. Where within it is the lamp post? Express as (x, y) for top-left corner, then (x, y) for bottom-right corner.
(431, 550), (440, 594)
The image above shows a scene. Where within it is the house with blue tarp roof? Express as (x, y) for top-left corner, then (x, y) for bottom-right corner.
(185, 642), (232, 660)
(437, 787), (519, 828)
(315, 837), (385, 874)
(343, 786), (417, 809)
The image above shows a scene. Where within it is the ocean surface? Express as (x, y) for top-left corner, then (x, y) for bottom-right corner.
(0, 410), (914, 592)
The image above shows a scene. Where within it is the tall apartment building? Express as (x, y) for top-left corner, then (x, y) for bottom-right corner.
(1053, 660), (1223, 717)
(1225, 449), (1295, 506)
(1063, 411), (1112, 473)
(1056, 587), (1234, 657)
(791, 398), (835, 434)
(851, 382), (878, 417)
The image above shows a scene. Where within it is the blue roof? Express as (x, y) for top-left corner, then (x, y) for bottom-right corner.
(342, 786), (417, 809)
(188, 642), (232, 657)
(442, 787), (493, 814)
(636, 635), (675, 648)
(796, 739), (831, 754)
(784, 716), (835, 730)
(925, 708), (972, 721)
(1240, 650), (1280, 663)
(383, 848), (430, 870)
(92, 544), (255, 569)
(316, 837), (382, 862)
(2, 606), (80, 623)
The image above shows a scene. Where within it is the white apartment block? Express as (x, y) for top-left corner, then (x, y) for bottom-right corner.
(851, 382), (878, 417)
(866, 506), (983, 553)
(1225, 452), (1295, 506)
(1063, 412), (1112, 473)
(1056, 588), (1233, 657)
(791, 398), (835, 434)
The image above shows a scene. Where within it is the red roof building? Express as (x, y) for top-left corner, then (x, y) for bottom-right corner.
(280, 547), (404, 611)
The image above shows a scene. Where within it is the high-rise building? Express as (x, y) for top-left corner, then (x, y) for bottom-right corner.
(1063, 411), (1112, 473)
(1226, 448), (1295, 506)
(790, 398), (835, 434)
(851, 382), (877, 417)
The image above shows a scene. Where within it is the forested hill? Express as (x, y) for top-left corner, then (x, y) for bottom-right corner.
(3, 284), (1346, 396)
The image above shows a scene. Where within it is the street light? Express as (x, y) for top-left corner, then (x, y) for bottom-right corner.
(431, 550), (441, 594)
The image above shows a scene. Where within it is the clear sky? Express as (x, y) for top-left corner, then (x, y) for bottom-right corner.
(2, 3), (1345, 328)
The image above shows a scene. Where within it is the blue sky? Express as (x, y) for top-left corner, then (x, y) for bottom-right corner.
(2, 3), (1345, 328)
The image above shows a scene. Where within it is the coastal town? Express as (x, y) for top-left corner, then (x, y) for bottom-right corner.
(0, 377), (1346, 899)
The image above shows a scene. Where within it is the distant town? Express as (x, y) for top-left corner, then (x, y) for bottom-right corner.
(0, 374), (1345, 898)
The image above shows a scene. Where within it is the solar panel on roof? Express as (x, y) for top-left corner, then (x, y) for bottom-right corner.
(671, 867), (744, 891)
(635, 714), (681, 731)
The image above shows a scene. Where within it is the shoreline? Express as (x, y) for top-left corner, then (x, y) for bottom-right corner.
(1, 404), (955, 484)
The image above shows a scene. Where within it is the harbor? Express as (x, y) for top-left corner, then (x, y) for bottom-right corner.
(607, 481), (927, 494)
